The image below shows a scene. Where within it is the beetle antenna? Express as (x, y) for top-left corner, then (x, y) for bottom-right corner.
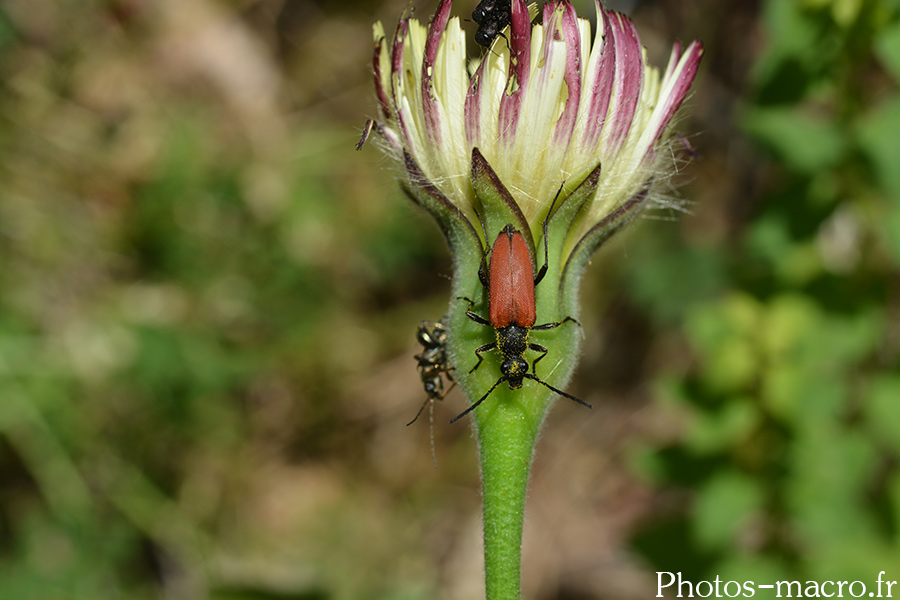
(450, 376), (508, 423)
(473, 205), (489, 247)
(524, 373), (592, 409)
(546, 182), (566, 222)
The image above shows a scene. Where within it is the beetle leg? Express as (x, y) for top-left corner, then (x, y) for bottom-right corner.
(531, 315), (580, 330)
(528, 343), (548, 375)
(534, 213), (549, 285)
(478, 252), (490, 288)
(450, 375), (508, 423)
(470, 342), (497, 373)
(534, 183), (565, 286)
(458, 296), (492, 326)
(534, 227), (548, 286)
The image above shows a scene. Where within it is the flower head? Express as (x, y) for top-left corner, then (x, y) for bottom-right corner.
(370, 0), (702, 253)
(361, 4), (702, 596)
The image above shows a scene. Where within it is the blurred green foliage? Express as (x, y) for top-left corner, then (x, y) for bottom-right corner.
(627, 0), (900, 585)
(0, 1), (455, 598)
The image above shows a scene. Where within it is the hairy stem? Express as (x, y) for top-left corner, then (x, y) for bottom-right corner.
(476, 394), (543, 600)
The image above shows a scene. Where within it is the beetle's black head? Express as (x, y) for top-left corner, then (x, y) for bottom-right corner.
(501, 356), (528, 389)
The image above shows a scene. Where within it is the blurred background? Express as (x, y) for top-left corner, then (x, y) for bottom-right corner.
(1, 0), (899, 598)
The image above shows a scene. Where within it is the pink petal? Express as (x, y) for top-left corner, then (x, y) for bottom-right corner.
(581, 2), (614, 151)
(421, 0), (454, 147)
(390, 18), (415, 153)
(465, 61), (486, 145)
(498, 0), (532, 144)
(605, 12), (643, 157)
(373, 35), (392, 120)
(552, 2), (582, 147)
(650, 39), (703, 144)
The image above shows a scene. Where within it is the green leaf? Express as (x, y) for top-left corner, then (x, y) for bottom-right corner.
(865, 375), (900, 452)
(692, 471), (763, 550)
(743, 106), (846, 174)
(787, 426), (877, 545)
(686, 397), (760, 455)
(752, 0), (822, 101)
(856, 97), (900, 197)
(686, 294), (762, 394)
(885, 204), (900, 266)
(875, 21), (900, 82)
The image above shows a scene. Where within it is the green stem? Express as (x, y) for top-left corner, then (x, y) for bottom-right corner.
(444, 221), (581, 599)
(476, 399), (542, 600)
(431, 150), (595, 599)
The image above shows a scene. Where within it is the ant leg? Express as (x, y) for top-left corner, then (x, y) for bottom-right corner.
(528, 343), (548, 375)
(450, 375), (508, 424)
(531, 315), (580, 331)
(525, 373), (592, 409)
(407, 374), (444, 426)
(407, 378), (456, 427)
(470, 342), (497, 373)
(406, 397), (433, 427)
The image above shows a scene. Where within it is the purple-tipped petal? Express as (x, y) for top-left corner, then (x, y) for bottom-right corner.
(390, 15), (408, 76)
(390, 19), (417, 158)
(649, 40), (703, 144)
(552, 2), (582, 147)
(465, 64), (485, 145)
(421, 0), (454, 146)
(498, 0), (532, 144)
(662, 40), (682, 83)
(580, 3), (614, 151)
(373, 35), (392, 120)
(605, 12), (643, 157)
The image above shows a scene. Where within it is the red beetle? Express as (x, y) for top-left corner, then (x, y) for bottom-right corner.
(451, 221), (592, 423)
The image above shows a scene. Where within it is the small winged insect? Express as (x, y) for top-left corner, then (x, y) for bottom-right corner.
(408, 320), (455, 464)
(472, 0), (511, 47)
(451, 195), (592, 424)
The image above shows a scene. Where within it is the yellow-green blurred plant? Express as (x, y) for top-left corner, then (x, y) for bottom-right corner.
(627, 0), (900, 583)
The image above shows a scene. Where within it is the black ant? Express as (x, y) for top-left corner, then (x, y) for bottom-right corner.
(408, 320), (455, 465)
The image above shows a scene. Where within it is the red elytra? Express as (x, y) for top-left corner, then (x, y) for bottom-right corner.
(488, 225), (537, 329)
